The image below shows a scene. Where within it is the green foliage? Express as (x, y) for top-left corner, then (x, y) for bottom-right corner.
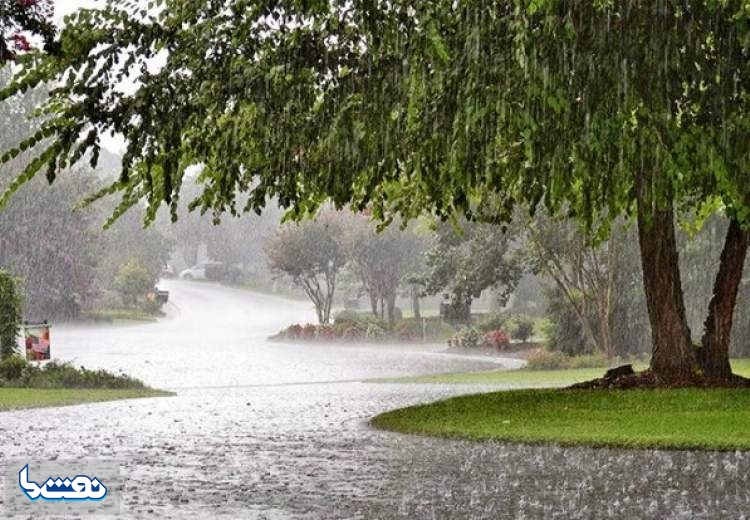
(512, 318), (535, 343)
(449, 326), (481, 348)
(267, 211), (346, 323)
(0, 269), (21, 359)
(424, 220), (523, 312)
(0, 355), (25, 380)
(0, 359), (146, 389)
(4, 1), (749, 235)
(526, 351), (608, 371)
(476, 312), (509, 333)
(543, 287), (595, 356)
(113, 258), (154, 308)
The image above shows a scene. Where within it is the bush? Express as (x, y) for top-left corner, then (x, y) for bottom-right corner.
(512, 319), (535, 343)
(342, 326), (362, 340)
(317, 324), (335, 340)
(476, 313), (508, 333)
(333, 310), (362, 326)
(0, 360), (146, 389)
(449, 327), (481, 348)
(543, 287), (595, 356)
(526, 350), (568, 370)
(286, 324), (303, 339)
(526, 351), (608, 370)
(0, 355), (26, 380)
(301, 323), (317, 340)
(482, 329), (510, 350)
(114, 259), (154, 308)
(365, 322), (387, 340)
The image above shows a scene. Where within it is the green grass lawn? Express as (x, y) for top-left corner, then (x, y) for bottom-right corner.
(0, 388), (173, 411)
(380, 359), (750, 387)
(371, 388), (750, 450)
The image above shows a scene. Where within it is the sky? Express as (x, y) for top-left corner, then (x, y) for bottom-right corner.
(54, 0), (98, 22)
(52, 0), (140, 153)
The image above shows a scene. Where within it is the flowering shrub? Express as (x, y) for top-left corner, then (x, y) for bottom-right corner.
(482, 329), (510, 350)
(341, 326), (362, 340)
(449, 327), (480, 348)
(285, 324), (303, 339)
(317, 324), (335, 340)
(301, 323), (317, 340)
(365, 323), (387, 340)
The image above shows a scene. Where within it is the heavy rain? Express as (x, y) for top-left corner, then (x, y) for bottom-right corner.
(1, 1), (750, 518)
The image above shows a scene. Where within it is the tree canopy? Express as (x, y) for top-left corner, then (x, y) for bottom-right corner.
(2, 1), (749, 228)
(4, 1), (750, 384)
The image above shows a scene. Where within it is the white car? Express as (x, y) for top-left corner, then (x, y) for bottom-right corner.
(179, 261), (222, 280)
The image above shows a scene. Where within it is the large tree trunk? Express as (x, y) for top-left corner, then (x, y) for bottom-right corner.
(636, 182), (698, 383)
(699, 218), (750, 382)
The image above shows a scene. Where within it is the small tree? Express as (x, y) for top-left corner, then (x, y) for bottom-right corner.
(0, 269), (22, 359)
(266, 211), (346, 324)
(343, 215), (427, 327)
(113, 259), (153, 308)
(512, 319), (534, 345)
(423, 220), (523, 323)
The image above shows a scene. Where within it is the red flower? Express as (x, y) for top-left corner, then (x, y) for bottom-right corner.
(11, 35), (32, 52)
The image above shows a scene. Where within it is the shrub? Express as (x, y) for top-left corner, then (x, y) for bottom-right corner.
(286, 324), (303, 339)
(526, 350), (568, 370)
(301, 323), (317, 340)
(317, 324), (335, 340)
(141, 299), (164, 316)
(342, 326), (362, 340)
(449, 327), (481, 348)
(0, 355), (26, 380)
(114, 259), (154, 308)
(333, 310), (362, 327)
(526, 351), (608, 370)
(512, 319), (535, 343)
(0, 360), (146, 389)
(482, 329), (510, 350)
(476, 313), (508, 333)
(365, 322), (387, 340)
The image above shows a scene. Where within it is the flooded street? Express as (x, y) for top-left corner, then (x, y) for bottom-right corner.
(1, 282), (748, 519)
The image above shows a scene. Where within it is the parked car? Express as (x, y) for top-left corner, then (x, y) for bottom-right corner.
(179, 261), (223, 280)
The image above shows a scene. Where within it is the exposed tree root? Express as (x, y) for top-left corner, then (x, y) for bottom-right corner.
(568, 365), (750, 390)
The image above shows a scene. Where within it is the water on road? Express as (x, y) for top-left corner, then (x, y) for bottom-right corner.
(1, 281), (748, 519)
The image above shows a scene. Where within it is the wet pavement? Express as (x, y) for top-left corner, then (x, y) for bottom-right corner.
(1, 281), (748, 519)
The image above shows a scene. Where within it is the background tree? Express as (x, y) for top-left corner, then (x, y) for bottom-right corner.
(0, 269), (21, 359)
(343, 215), (427, 327)
(524, 212), (620, 359)
(423, 220), (522, 323)
(266, 211), (346, 324)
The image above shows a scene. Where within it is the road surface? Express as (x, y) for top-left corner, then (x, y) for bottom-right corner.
(0, 281), (746, 518)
